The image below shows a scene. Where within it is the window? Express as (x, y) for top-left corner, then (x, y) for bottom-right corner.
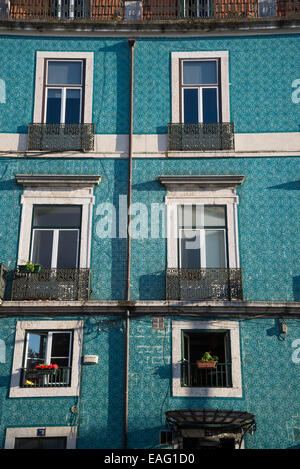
(181, 60), (220, 123)
(171, 52), (229, 124)
(172, 321), (242, 398)
(158, 175), (244, 301)
(31, 205), (81, 268)
(178, 205), (227, 269)
(13, 175), (100, 301)
(16, 174), (101, 270)
(29, 52), (94, 152)
(10, 320), (83, 398)
(184, 0), (210, 18)
(22, 330), (73, 388)
(45, 60), (84, 124)
(54, 0), (87, 19)
(4, 427), (77, 449)
(169, 51), (232, 152)
(181, 330), (232, 388)
(34, 52), (93, 125)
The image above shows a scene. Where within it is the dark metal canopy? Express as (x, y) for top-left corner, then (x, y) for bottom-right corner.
(165, 409), (255, 433)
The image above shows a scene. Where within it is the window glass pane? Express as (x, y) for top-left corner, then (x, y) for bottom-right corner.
(183, 61), (217, 85)
(47, 61), (82, 85)
(180, 230), (201, 268)
(31, 230), (53, 267)
(56, 230), (79, 268)
(178, 205), (195, 229)
(202, 88), (218, 123)
(65, 89), (81, 124)
(205, 230), (226, 268)
(184, 88), (198, 123)
(51, 358), (70, 368)
(33, 206), (81, 228)
(26, 332), (47, 367)
(46, 89), (61, 124)
(204, 206), (226, 227)
(51, 332), (71, 358)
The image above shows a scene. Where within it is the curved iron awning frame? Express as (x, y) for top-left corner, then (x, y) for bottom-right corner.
(165, 409), (256, 449)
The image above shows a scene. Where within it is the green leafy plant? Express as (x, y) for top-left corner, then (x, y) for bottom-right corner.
(18, 261), (41, 273)
(200, 351), (219, 363)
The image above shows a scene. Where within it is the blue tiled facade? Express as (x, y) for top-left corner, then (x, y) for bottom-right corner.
(0, 34), (299, 134)
(0, 316), (300, 449)
(0, 157), (299, 302)
(0, 15), (300, 451)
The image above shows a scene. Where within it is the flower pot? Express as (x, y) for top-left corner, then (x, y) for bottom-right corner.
(196, 360), (217, 369)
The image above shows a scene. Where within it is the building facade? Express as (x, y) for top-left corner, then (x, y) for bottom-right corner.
(0, 0), (299, 450)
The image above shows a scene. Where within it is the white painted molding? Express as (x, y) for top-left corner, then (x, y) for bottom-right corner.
(33, 51), (94, 124)
(4, 426), (77, 449)
(163, 185), (241, 269)
(9, 320), (83, 398)
(1, 132), (300, 156)
(172, 320), (242, 398)
(15, 177), (100, 268)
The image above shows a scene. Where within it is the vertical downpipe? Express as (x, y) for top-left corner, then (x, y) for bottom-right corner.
(124, 37), (136, 450)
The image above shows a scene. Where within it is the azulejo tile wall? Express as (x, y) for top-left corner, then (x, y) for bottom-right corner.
(0, 315), (299, 449)
(0, 157), (299, 302)
(0, 34), (299, 134)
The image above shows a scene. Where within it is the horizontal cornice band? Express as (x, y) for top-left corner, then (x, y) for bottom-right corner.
(15, 174), (102, 187)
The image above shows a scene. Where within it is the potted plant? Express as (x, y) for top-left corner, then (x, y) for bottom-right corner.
(196, 351), (219, 369)
(34, 363), (59, 375)
(18, 260), (41, 273)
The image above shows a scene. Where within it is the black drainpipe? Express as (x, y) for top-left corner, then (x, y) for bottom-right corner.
(123, 37), (136, 450)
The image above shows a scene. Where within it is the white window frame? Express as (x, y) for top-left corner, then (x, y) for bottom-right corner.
(181, 59), (220, 123)
(4, 426), (77, 449)
(45, 86), (83, 124)
(24, 330), (73, 370)
(178, 220), (228, 268)
(15, 175), (101, 269)
(172, 320), (242, 398)
(9, 320), (83, 398)
(33, 52), (93, 125)
(31, 227), (80, 268)
(171, 51), (230, 125)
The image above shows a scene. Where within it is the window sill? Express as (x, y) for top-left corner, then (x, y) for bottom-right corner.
(173, 386), (243, 398)
(167, 150), (234, 158)
(9, 385), (80, 398)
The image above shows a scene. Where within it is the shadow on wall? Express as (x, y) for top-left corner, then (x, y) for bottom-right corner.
(139, 272), (166, 300)
(95, 41), (130, 135)
(268, 180), (300, 190)
(293, 276), (300, 301)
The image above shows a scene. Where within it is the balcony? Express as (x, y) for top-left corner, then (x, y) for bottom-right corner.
(6, 0), (300, 22)
(21, 366), (72, 387)
(166, 268), (243, 301)
(27, 123), (95, 152)
(181, 362), (232, 387)
(11, 268), (90, 301)
(168, 122), (235, 152)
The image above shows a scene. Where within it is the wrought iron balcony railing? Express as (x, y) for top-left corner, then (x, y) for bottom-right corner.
(168, 123), (235, 151)
(21, 366), (72, 387)
(166, 268), (243, 301)
(181, 362), (232, 387)
(11, 268), (90, 301)
(27, 123), (95, 152)
(7, 0), (300, 21)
